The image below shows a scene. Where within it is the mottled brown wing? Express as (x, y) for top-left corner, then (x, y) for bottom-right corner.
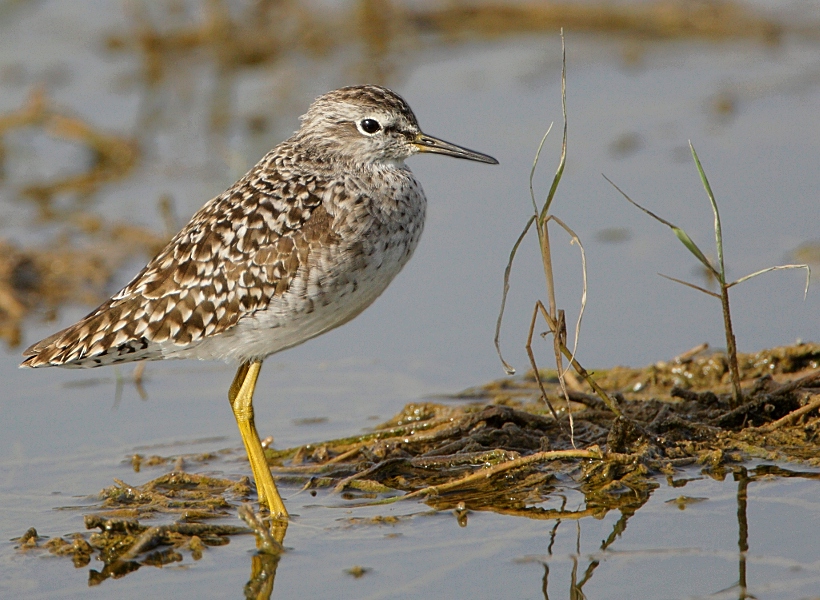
(21, 154), (336, 368)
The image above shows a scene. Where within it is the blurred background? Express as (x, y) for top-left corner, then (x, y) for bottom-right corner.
(1, 2), (819, 596)
(1, 1), (818, 396)
(2, 0), (820, 477)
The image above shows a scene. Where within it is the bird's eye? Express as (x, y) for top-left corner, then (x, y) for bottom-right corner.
(359, 118), (382, 134)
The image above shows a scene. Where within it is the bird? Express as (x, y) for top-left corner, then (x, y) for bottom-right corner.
(20, 85), (498, 520)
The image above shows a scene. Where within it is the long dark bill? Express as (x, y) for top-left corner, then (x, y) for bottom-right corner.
(414, 133), (499, 164)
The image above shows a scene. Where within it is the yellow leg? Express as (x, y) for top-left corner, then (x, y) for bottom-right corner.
(229, 360), (289, 519)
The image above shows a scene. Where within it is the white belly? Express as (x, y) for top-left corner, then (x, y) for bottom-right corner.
(165, 232), (417, 363)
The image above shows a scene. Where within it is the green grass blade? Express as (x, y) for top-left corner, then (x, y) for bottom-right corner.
(540, 33), (567, 223)
(690, 142), (725, 282)
(605, 175), (720, 277)
(671, 227), (719, 277)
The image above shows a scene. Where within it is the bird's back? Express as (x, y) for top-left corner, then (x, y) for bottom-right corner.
(21, 139), (426, 369)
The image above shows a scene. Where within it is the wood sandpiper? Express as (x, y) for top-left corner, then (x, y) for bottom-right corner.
(21, 85), (498, 519)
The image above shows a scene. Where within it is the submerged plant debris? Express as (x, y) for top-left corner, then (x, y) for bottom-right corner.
(264, 342), (820, 518)
(15, 343), (820, 582)
(0, 90), (167, 349)
(15, 472), (252, 585)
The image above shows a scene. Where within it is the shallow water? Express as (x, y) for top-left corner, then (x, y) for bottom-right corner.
(2, 1), (820, 598)
(7, 442), (820, 599)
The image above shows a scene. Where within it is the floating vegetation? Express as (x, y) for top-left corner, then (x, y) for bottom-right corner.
(0, 90), (167, 348)
(267, 344), (820, 513)
(0, 88), (138, 214)
(16, 344), (820, 587)
(0, 216), (167, 348)
(101, 0), (792, 132)
(14, 472), (253, 585)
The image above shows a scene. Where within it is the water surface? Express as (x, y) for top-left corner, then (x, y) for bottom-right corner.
(1, 1), (819, 598)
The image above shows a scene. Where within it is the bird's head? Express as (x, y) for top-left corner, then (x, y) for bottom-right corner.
(298, 85), (498, 167)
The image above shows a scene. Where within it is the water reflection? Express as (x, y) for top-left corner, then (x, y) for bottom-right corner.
(515, 464), (820, 599)
(241, 515), (287, 600)
(83, 510), (288, 598)
(13, 457), (820, 598)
